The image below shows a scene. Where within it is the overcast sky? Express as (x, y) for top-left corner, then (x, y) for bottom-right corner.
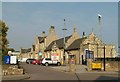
(2, 2), (118, 51)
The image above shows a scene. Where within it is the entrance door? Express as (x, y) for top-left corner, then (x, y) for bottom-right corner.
(82, 55), (84, 65)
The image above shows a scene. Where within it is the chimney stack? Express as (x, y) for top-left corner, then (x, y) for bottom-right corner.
(49, 25), (55, 33)
(42, 31), (46, 37)
(82, 32), (86, 38)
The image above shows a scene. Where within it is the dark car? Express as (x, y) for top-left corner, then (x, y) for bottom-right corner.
(26, 58), (36, 64)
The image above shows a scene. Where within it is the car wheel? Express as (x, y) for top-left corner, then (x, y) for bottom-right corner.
(57, 62), (61, 66)
(45, 63), (49, 66)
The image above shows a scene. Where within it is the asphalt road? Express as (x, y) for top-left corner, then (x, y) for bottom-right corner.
(18, 63), (119, 81)
(20, 63), (78, 80)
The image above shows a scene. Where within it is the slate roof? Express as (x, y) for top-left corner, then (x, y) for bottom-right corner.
(45, 35), (72, 51)
(66, 37), (87, 51)
(21, 48), (31, 53)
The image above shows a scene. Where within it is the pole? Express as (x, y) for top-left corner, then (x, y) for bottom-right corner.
(103, 45), (106, 71)
(98, 14), (102, 58)
(97, 44), (98, 58)
(62, 19), (67, 66)
(98, 14), (102, 41)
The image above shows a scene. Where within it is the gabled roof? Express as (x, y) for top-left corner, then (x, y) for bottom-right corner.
(21, 48), (31, 53)
(45, 35), (72, 51)
(66, 37), (87, 51)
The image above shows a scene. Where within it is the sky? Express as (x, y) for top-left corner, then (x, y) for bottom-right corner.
(2, 2), (118, 51)
(2, 0), (120, 2)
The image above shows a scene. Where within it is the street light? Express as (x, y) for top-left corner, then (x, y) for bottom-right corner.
(103, 44), (106, 71)
(98, 14), (106, 71)
(98, 14), (102, 40)
(62, 19), (67, 66)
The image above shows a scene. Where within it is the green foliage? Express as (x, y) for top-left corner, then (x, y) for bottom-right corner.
(0, 20), (16, 65)
(0, 20), (9, 56)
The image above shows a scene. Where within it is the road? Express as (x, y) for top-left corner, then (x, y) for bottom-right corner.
(19, 63), (119, 81)
(20, 63), (78, 80)
(2, 63), (119, 82)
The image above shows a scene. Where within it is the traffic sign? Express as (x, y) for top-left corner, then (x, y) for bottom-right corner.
(4, 56), (10, 64)
(39, 52), (42, 56)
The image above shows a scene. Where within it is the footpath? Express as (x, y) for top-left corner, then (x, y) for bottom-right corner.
(2, 73), (30, 80)
(49, 64), (119, 75)
(1, 64), (30, 80)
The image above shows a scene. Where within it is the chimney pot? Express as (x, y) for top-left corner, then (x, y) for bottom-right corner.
(82, 32), (86, 38)
(42, 31), (46, 37)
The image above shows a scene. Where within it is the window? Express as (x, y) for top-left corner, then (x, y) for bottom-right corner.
(45, 58), (51, 60)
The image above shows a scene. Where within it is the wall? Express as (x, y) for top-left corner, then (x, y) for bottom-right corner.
(69, 50), (80, 64)
(94, 59), (120, 71)
(2, 65), (24, 76)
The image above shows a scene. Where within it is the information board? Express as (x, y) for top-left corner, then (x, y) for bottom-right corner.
(92, 63), (102, 70)
(10, 56), (17, 64)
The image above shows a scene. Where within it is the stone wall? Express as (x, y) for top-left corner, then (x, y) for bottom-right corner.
(2, 65), (24, 76)
(94, 60), (120, 71)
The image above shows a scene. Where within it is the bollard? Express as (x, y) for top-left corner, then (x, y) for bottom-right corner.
(87, 59), (93, 71)
(69, 59), (76, 72)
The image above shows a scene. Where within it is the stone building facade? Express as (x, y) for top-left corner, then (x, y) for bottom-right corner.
(66, 32), (116, 64)
(33, 26), (116, 65)
(34, 26), (58, 59)
(20, 48), (31, 62)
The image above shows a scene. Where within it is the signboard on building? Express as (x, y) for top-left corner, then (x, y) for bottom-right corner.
(51, 54), (59, 61)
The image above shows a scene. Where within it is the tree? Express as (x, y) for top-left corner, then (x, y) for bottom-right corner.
(0, 20), (9, 56)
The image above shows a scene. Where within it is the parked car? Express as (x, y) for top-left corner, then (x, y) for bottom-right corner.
(41, 58), (61, 66)
(115, 55), (120, 58)
(32, 58), (44, 65)
(26, 58), (36, 64)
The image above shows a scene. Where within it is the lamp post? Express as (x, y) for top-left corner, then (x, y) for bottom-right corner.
(62, 19), (67, 66)
(103, 44), (106, 71)
(98, 14), (102, 41)
(98, 14), (102, 59)
(98, 14), (106, 71)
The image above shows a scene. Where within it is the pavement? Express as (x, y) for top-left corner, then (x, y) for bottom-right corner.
(49, 64), (119, 74)
(1, 64), (30, 80)
(2, 73), (30, 80)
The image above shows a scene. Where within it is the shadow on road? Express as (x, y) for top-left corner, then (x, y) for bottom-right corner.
(93, 76), (120, 82)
